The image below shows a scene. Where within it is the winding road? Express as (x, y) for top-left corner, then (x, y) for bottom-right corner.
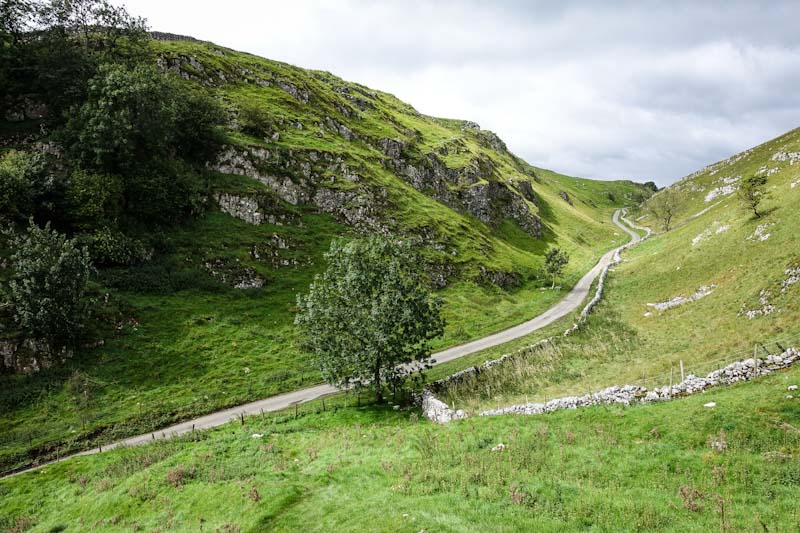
(3, 209), (641, 478)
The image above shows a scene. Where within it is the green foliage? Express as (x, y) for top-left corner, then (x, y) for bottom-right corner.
(7, 220), (92, 349)
(737, 174), (770, 218)
(0, 150), (46, 221)
(1, 0), (149, 122)
(544, 247), (569, 288)
(78, 227), (148, 267)
(66, 170), (123, 230)
(63, 63), (223, 226)
(647, 188), (684, 230)
(296, 236), (445, 398)
(65, 63), (181, 173)
(238, 100), (273, 138)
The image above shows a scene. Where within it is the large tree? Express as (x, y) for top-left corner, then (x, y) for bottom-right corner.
(295, 236), (444, 400)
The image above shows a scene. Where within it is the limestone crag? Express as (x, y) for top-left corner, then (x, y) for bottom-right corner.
(389, 152), (542, 237)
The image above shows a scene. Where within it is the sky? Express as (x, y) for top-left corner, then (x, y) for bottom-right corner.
(116, 0), (800, 186)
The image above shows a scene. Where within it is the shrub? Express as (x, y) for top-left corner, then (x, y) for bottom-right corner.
(238, 101), (273, 138)
(0, 150), (46, 221)
(67, 170), (123, 231)
(79, 227), (149, 266)
(7, 220), (92, 351)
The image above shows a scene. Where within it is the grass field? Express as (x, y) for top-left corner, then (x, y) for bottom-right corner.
(2, 358), (798, 531)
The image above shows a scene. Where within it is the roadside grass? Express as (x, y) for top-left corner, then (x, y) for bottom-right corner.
(2, 361), (798, 531)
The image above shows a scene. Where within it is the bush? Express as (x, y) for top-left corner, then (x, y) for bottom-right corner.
(78, 227), (149, 267)
(238, 101), (273, 138)
(0, 150), (46, 221)
(7, 220), (92, 350)
(67, 170), (123, 231)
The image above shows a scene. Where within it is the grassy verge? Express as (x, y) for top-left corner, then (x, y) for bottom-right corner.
(2, 361), (798, 531)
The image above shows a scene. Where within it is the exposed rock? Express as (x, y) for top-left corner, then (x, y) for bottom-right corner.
(203, 259), (265, 289)
(476, 130), (507, 152)
(215, 193), (264, 225)
(704, 176), (740, 202)
(275, 80), (309, 103)
(419, 390), (467, 424)
(1, 339), (72, 373)
(377, 138), (405, 158)
(771, 151), (800, 165)
(559, 191), (573, 205)
(479, 267), (520, 288)
(647, 285), (716, 311)
(388, 152), (542, 237)
(517, 180), (537, 204)
(747, 223), (774, 242)
(324, 116), (354, 140)
(782, 266), (800, 293)
(312, 186), (393, 234)
(213, 147), (309, 205)
(740, 289), (775, 319)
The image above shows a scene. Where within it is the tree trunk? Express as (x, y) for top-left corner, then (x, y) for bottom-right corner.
(374, 362), (382, 402)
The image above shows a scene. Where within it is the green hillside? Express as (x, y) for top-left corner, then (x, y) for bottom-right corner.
(0, 33), (650, 473)
(441, 127), (800, 413)
(3, 127), (797, 533)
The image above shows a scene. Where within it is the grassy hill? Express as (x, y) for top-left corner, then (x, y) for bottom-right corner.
(2, 35), (799, 533)
(0, 35), (650, 473)
(435, 128), (800, 413)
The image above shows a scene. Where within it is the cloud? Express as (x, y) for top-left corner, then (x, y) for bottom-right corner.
(116, 0), (800, 185)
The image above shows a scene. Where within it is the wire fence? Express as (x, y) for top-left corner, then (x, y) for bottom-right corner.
(630, 331), (800, 391)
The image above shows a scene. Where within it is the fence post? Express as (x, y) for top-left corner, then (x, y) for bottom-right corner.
(680, 360), (685, 382)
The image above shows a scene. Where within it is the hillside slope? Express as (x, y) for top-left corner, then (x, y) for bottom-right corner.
(0, 35), (650, 473)
(441, 127), (800, 413)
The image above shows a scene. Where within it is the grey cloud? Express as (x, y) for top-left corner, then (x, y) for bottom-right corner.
(120, 0), (800, 185)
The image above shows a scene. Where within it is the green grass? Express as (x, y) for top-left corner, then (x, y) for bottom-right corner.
(0, 36), (651, 473)
(440, 128), (800, 413)
(2, 361), (798, 531)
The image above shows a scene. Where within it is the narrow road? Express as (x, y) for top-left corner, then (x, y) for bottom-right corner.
(3, 209), (641, 478)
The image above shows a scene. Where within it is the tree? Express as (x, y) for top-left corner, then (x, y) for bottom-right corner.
(647, 188), (684, 231)
(64, 63), (225, 225)
(7, 220), (92, 352)
(737, 174), (770, 218)
(1, 0), (149, 123)
(295, 236), (445, 401)
(544, 248), (569, 289)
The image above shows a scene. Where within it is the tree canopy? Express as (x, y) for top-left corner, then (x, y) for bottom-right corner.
(295, 236), (445, 400)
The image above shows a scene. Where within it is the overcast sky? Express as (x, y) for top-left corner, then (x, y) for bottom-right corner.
(117, 0), (800, 185)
